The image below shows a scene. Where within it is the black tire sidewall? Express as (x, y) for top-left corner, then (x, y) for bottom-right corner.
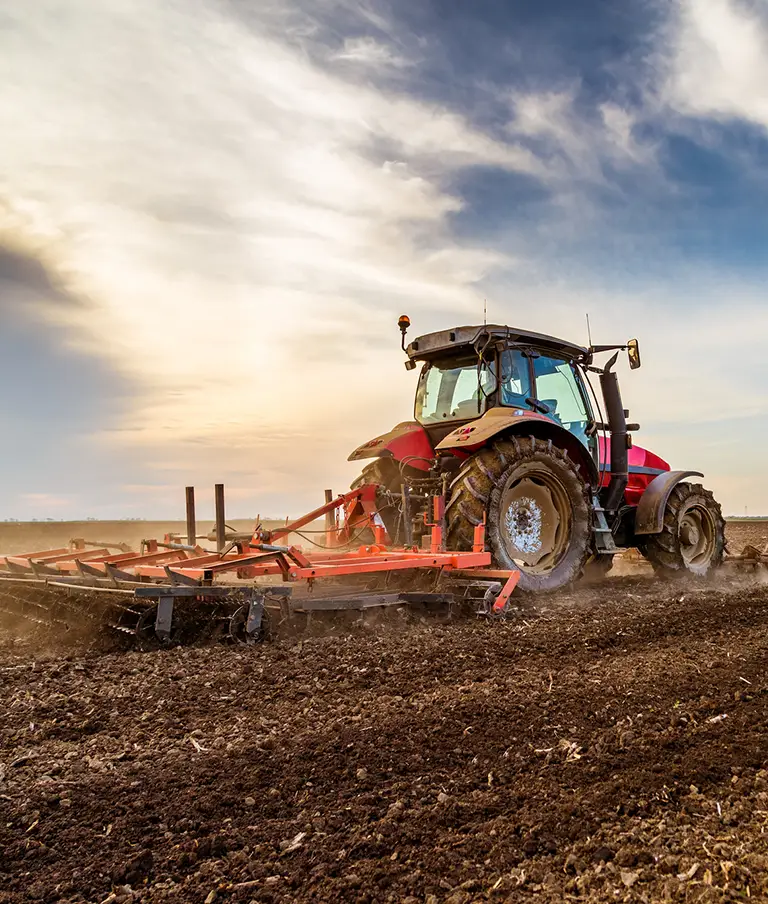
(642, 484), (725, 577)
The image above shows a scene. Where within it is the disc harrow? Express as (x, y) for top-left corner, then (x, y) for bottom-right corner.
(0, 485), (520, 648)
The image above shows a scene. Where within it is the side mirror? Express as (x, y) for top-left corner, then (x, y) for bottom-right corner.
(627, 338), (641, 370)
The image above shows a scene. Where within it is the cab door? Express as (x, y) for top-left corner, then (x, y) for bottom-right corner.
(529, 353), (598, 466)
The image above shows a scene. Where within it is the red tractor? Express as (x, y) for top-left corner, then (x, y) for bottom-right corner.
(349, 318), (725, 592)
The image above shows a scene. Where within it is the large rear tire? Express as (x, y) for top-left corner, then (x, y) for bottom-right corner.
(350, 459), (402, 544)
(638, 483), (725, 577)
(446, 437), (592, 592)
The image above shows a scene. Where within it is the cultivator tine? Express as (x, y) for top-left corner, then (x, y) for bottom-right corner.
(244, 591), (265, 643)
(104, 563), (139, 583)
(30, 562), (60, 578)
(477, 582), (502, 616)
(76, 560), (109, 579)
(263, 587), (294, 630)
(447, 567), (521, 617)
(155, 596), (175, 643)
(163, 565), (201, 587)
(5, 561), (32, 575)
(492, 571), (521, 614)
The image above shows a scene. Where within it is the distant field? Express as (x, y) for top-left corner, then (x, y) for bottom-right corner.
(0, 519), (324, 555)
(1, 517), (763, 557)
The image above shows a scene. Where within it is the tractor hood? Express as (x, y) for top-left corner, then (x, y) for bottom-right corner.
(598, 436), (670, 506)
(599, 436), (670, 474)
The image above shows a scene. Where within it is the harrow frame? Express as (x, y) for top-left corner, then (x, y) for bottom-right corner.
(0, 484), (521, 645)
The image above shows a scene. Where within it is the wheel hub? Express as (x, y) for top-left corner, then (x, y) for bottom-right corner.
(679, 506), (715, 567)
(680, 521), (699, 547)
(501, 474), (566, 569)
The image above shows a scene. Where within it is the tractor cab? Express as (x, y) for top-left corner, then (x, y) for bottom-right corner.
(410, 327), (597, 462)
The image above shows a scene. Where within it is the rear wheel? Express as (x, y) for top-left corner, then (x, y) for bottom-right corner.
(446, 437), (592, 592)
(639, 483), (725, 576)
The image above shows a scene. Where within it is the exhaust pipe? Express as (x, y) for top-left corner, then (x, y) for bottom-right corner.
(599, 352), (628, 514)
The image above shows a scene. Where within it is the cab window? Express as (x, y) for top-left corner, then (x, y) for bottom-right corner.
(497, 349), (533, 408)
(416, 356), (493, 422)
(532, 355), (592, 446)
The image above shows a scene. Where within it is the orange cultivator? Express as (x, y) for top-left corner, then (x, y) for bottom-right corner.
(0, 485), (520, 647)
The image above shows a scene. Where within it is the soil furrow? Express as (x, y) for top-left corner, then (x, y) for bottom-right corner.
(1, 564), (768, 902)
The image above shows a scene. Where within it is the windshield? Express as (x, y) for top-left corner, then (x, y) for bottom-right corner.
(415, 357), (495, 423)
(414, 350), (594, 444)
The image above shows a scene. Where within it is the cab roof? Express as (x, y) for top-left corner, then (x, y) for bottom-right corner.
(405, 324), (589, 362)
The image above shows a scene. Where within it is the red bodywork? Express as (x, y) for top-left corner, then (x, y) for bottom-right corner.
(348, 421), (434, 471)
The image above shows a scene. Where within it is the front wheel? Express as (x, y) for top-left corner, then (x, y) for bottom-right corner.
(638, 483), (725, 577)
(446, 437), (592, 593)
(350, 459), (403, 544)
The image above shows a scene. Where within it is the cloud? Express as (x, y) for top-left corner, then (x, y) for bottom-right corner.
(331, 36), (412, 69)
(0, 203), (90, 322)
(0, 243), (72, 312)
(0, 0), (557, 515)
(509, 88), (658, 185)
(666, 0), (768, 128)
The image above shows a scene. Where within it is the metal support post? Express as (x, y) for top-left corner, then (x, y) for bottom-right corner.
(215, 484), (226, 552)
(185, 486), (196, 548)
(472, 517), (486, 553)
(431, 494), (446, 553)
(402, 484), (413, 547)
(324, 489), (336, 546)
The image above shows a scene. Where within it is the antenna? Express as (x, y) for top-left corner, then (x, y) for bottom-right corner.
(586, 312), (593, 347)
(483, 298), (487, 326)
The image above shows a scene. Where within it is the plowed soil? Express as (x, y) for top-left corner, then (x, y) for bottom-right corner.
(1, 524), (767, 903)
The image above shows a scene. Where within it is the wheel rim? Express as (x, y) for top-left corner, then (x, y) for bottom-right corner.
(679, 503), (717, 568)
(499, 464), (572, 574)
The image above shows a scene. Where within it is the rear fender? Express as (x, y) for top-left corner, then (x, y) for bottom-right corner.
(436, 407), (599, 485)
(634, 470), (704, 535)
(348, 421), (434, 472)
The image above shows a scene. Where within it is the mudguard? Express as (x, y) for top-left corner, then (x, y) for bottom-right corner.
(633, 470), (704, 535)
(436, 406), (599, 483)
(348, 421), (434, 471)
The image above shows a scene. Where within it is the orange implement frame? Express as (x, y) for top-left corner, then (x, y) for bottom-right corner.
(126, 486), (520, 595)
(0, 485), (521, 608)
(255, 484), (380, 548)
(132, 545), (493, 583)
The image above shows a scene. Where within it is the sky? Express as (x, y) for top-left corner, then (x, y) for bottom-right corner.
(1, 0), (768, 520)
